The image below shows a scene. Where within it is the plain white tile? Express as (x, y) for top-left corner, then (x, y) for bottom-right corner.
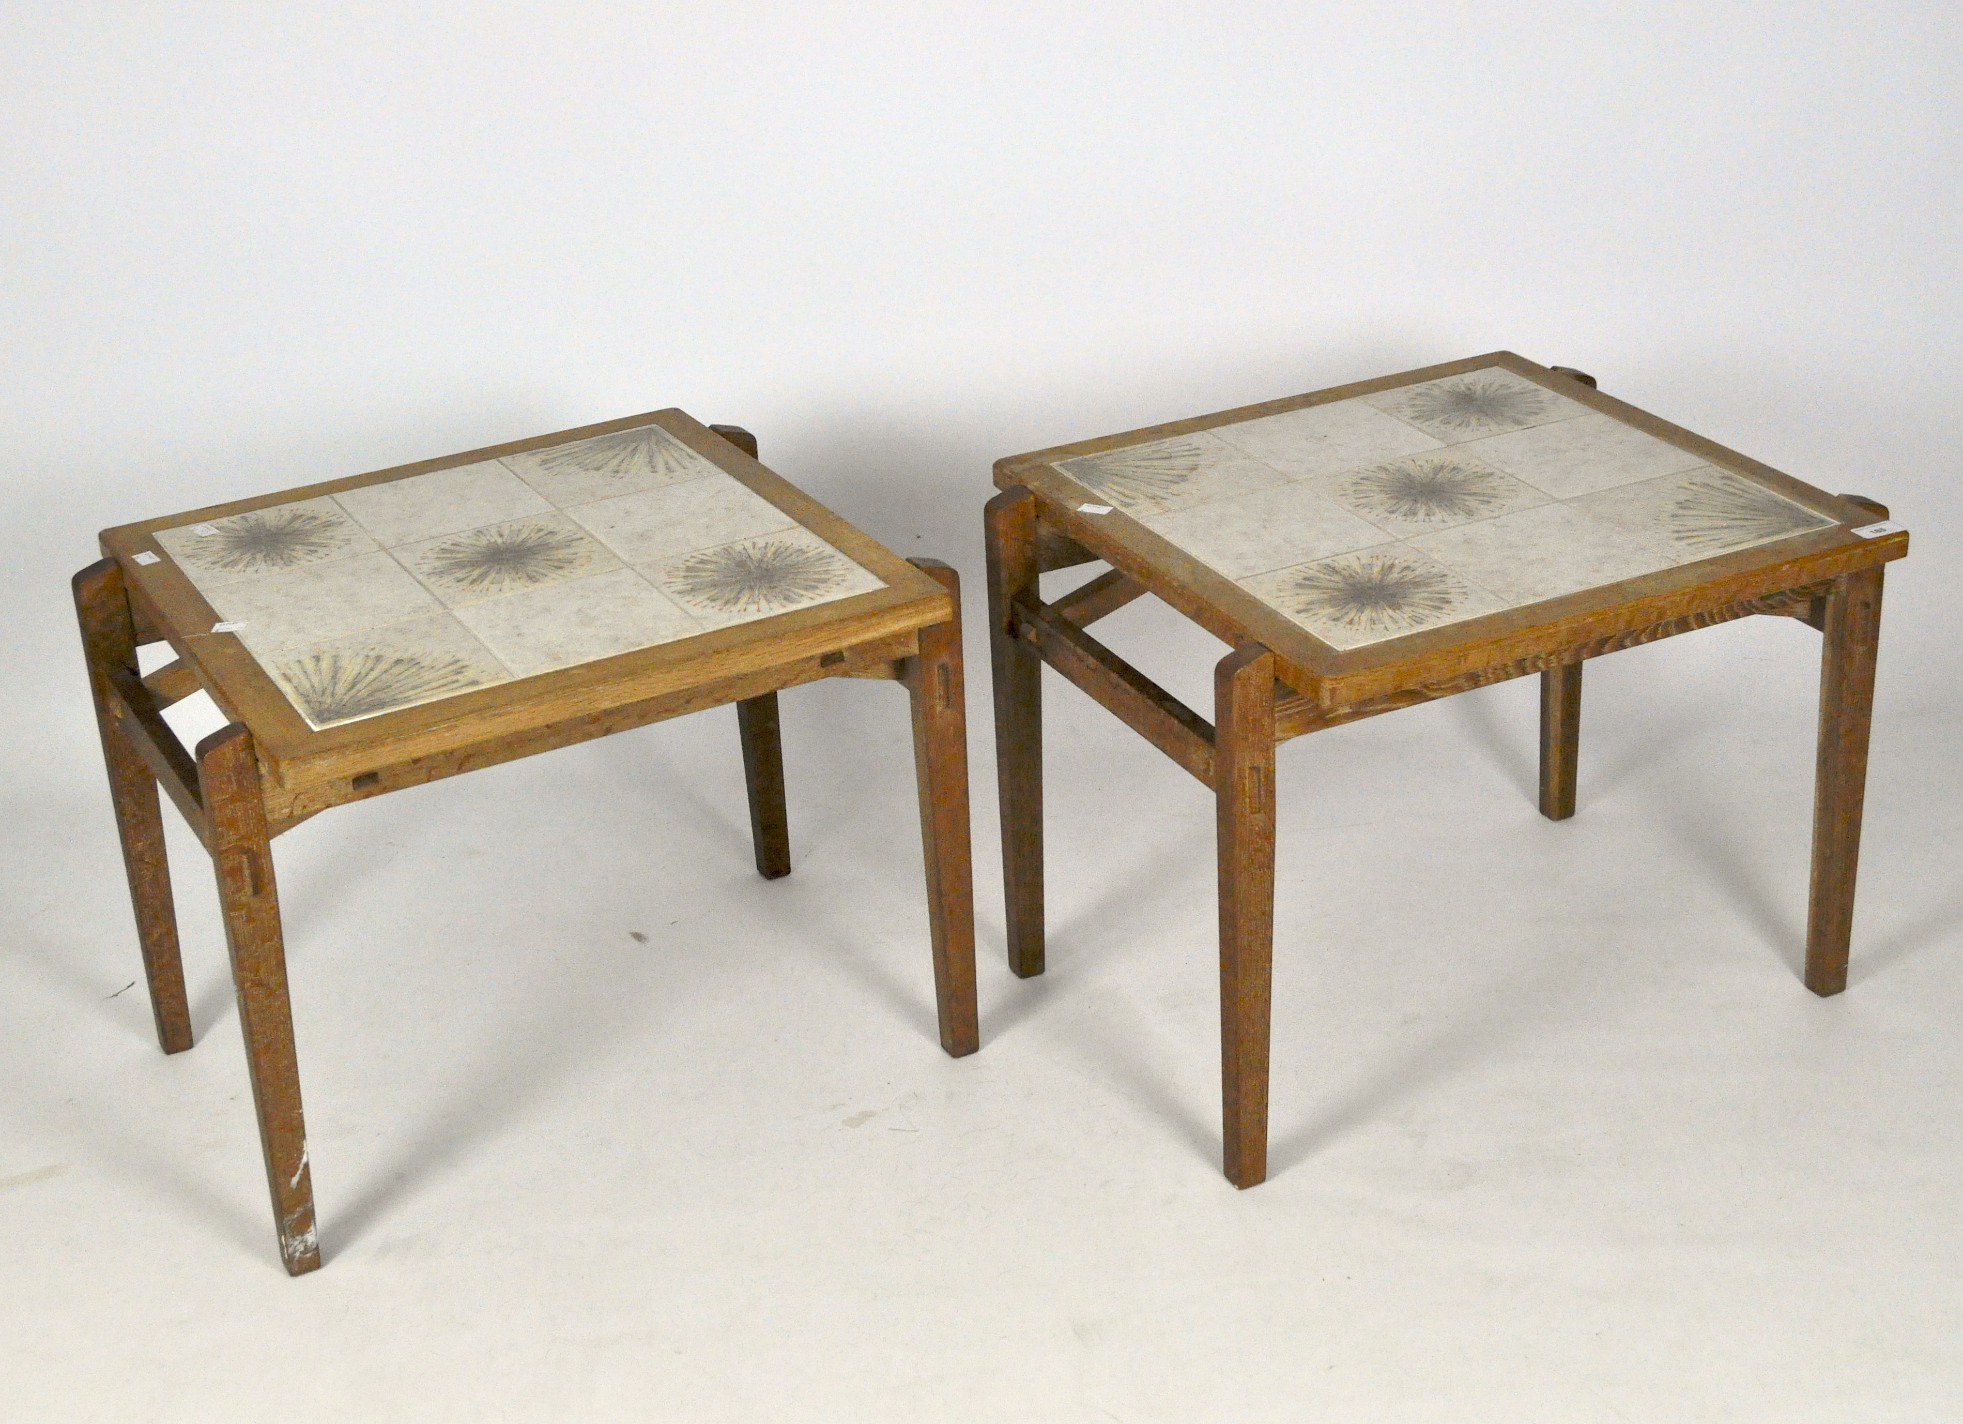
(332, 461), (553, 547)
(1209, 397), (1443, 477)
(204, 550), (444, 655)
(1408, 502), (1680, 606)
(451, 567), (704, 676)
(1458, 412), (1708, 498)
(568, 474), (798, 568)
(1138, 481), (1387, 578)
(1057, 432), (1293, 515)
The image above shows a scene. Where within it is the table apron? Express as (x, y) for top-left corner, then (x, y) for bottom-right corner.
(258, 628), (921, 827)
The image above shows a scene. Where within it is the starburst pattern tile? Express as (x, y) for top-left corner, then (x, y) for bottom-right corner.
(152, 497), (379, 585)
(263, 613), (510, 729)
(1041, 366), (1849, 651)
(395, 514), (619, 606)
(655, 529), (883, 631)
(501, 425), (722, 507)
(1363, 369), (1586, 442)
(1571, 466), (1835, 558)
(141, 420), (887, 728)
(1310, 451), (1549, 537)
(1056, 434), (1289, 515)
(1241, 546), (1503, 649)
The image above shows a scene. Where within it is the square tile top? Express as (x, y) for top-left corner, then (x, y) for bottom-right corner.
(1009, 357), (1894, 657)
(130, 419), (889, 731)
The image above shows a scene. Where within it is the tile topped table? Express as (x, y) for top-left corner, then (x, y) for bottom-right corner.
(77, 411), (978, 1274)
(987, 352), (1907, 1189)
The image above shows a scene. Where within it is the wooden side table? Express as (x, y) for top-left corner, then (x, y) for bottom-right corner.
(986, 353), (1907, 1189)
(76, 412), (977, 1274)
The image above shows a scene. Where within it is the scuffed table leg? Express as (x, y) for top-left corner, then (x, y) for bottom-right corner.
(199, 725), (321, 1275)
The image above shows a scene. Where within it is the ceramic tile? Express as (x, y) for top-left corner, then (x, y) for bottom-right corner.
(331, 460), (552, 547)
(568, 474), (798, 568)
(1569, 466), (1836, 561)
(452, 567), (705, 677)
(1407, 504), (1680, 607)
(262, 612), (511, 730)
(1239, 544), (1506, 650)
(153, 497), (380, 589)
(1056, 433), (1292, 516)
(1362, 368), (1588, 442)
(501, 425), (723, 508)
(204, 551), (444, 657)
(1306, 449), (1551, 538)
(1208, 398), (1443, 478)
(650, 528), (885, 631)
(1137, 482), (1386, 578)
(1457, 412), (1707, 499)
(392, 513), (622, 608)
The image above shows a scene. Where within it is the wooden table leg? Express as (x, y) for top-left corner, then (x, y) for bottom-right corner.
(737, 693), (792, 879)
(73, 559), (193, 1055)
(1216, 646), (1277, 1188)
(1539, 661), (1583, 821)
(197, 725), (321, 1275)
(1805, 566), (1885, 996)
(709, 423), (795, 880)
(903, 560), (979, 1058)
(985, 488), (1045, 978)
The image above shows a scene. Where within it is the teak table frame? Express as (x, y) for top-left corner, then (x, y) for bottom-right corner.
(77, 416), (977, 1275)
(986, 353), (1906, 1189)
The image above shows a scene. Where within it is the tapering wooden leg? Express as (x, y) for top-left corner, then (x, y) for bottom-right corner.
(1805, 566), (1884, 996)
(709, 424), (793, 880)
(1539, 661), (1583, 821)
(73, 559), (192, 1054)
(985, 488), (1045, 978)
(903, 560), (979, 1057)
(198, 725), (320, 1275)
(1215, 646), (1277, 1189)
(737, 694), (792, 879)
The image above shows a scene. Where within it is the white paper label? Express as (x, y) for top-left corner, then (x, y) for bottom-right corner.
(192, 523), (218, 536)
(211, 621), (246, 634)
(1851, 521), (1903, 539)
(131, 551), (160, 565)
(1077, 503), (1113, 515)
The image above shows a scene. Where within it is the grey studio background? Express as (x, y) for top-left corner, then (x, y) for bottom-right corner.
(4, 5), (1959, 1420)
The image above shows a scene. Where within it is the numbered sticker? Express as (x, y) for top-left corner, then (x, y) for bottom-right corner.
(1077, 503), (1113, 515)
(1851, 521), (1904, 539)
(211, 621), (247, 634)
(131, 551), (160, 565)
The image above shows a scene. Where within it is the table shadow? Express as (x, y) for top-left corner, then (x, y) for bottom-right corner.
(328, 959), (665, 1257)
(1268, 958), (1570, 1176)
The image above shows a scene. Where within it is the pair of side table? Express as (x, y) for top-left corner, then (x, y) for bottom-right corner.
(79, 353), (1904, 1273)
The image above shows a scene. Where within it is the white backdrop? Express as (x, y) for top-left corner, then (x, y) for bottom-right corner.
(5, 5), (1960, 1419)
